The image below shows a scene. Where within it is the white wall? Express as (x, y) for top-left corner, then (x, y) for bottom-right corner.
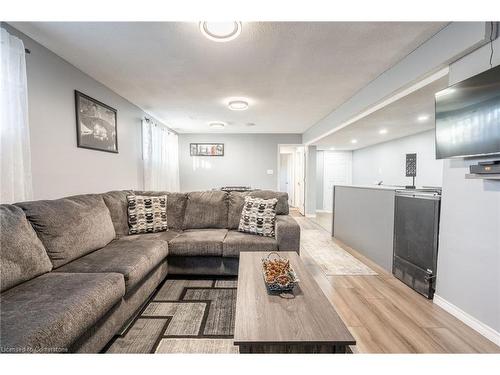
(316, 151), (324, 209)
(321, 151), (353, 211)
(178, 133), (301, 192)
(4, 23), (155, 200)
(435, 37), (500, 335)
(305, 146), (317, 216)
(352, 130), (443, 187)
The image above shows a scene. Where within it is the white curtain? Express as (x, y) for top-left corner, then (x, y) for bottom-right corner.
(142, 118), (180, 191)
(0, 28), (33, 203)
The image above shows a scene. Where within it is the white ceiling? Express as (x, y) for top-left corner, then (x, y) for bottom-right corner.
(314, 76), (449, 150)
(12, 22), (447, 133)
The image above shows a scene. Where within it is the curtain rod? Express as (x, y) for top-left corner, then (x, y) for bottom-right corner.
(143, 116), (178, 135)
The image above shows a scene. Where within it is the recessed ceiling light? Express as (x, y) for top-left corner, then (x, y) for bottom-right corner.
(351, 139), (358, 144)
(228, 100), (249, 111)
(208, 121), (226, 129)
(379, 128), (388, 135)
(199, 22), (242, 42)
(417, 114), (430, 122)
(329, 147), (336, 150)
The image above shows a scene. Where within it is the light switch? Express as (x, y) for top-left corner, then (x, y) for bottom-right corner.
(266, 169), (274, 175)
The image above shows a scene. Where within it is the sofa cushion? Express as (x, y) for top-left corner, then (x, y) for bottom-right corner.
(0, 205), (53, 292)
(249, 190), (289, 215)
(227, 191), (250, 229)
(275, 215), (301, 252)
(168, 229), (227, 256)
(222, 230), (278, 258)
(0, 272), (124, 353)
(54, 238), (168, 293)
(183, 191), (228, 229)
(127, 194), (168, 234)
(134, 191), (187, 230)
(238, 196), (278, 238)
(122, 229), (182, 244)
(228, 191), (289, 229)
(16, 194), (116, 268)
(102, 190), (133, 236)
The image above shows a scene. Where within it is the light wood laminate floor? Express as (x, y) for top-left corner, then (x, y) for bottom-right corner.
(309, 211), (333, 233)
(292, 209), (500, 353)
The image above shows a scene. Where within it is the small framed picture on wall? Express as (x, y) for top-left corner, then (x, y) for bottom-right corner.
(75, 90), (118, 153)
(190, 143), (224, 156)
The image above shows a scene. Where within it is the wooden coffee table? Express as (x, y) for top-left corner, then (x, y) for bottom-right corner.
(234, 251), (356, 353)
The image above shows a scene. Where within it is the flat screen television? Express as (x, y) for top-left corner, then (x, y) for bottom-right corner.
(435, 64), (500, 159)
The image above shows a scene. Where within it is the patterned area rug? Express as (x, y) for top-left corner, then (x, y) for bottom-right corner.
(295, 217), (377, 276)
(106, 278), (239, 353)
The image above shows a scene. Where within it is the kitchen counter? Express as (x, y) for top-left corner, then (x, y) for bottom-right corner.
(335, 184), (401, 191)
(332, 185), (397, 272)
(334, 184), (414, 191)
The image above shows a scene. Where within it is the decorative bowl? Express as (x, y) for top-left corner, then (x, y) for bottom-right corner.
(261, 252), (299, 294)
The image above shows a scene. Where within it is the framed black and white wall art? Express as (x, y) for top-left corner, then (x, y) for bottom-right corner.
(190, 143), (224, 156)
(75, 90), (118, 153)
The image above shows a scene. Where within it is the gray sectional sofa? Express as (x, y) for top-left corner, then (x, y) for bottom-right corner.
(0, 190), (300, 353)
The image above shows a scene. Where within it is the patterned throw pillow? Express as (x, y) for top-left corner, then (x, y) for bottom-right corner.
(238, 196), (278, 238)
(127, 195), (168, 234)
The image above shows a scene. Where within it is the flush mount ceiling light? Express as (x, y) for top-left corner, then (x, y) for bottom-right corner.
(199, 22), (242, 42)
(417, 114), (430, 122)
(208, 121), (226, 129)
(228, 100), (249, 111)
(351, 139), (358, 144)
(379, 128), (388, 135)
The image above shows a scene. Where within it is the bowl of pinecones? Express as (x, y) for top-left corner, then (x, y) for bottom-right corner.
(261, 252), (299, 293)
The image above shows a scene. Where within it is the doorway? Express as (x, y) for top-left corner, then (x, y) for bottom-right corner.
(311, 149), (352, 232)
(322, 151), (352, 211)
(278, 145), (305, 215)
(279, 153), (293, 204)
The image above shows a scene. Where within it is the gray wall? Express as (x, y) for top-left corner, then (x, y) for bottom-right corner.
(352, 130), (443, 187)
(435, 37), (500, 333)
(3, 24), (154, 200)
(178, 133), (301, 192)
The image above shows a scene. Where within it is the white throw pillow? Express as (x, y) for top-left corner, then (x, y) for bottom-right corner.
(127, 194), (168, 234)
(238, 196), (278, 238)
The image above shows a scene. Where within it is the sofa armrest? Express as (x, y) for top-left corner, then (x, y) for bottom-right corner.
(275, 215), (300, 254)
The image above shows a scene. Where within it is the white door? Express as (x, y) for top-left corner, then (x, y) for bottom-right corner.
(279, 153), (293, 204)
(294, 147), (305, 215)
(323, 151), (352, 211)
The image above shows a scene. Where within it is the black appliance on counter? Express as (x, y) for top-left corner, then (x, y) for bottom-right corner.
(393, 188), (441, 299)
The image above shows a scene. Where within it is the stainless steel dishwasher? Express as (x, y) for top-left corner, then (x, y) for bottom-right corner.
(393, 188), (441, 299)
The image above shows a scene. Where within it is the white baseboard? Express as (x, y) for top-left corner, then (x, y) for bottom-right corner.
(305, 214), (316, 218)
(316, 210), (333, 214)
(433, 294), (500, 346)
